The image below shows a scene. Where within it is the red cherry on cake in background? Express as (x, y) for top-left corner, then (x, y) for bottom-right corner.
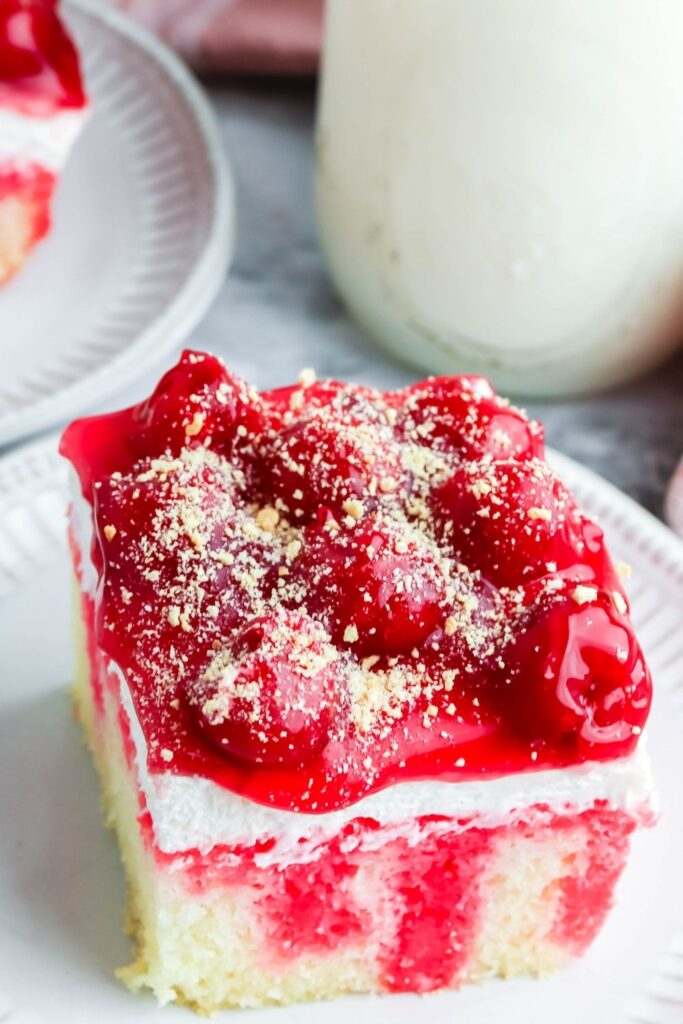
(397, 376), (544, 462)
(132, 350), (264, 461)
(187, 612), (341, 767)
(431, 458), (591, 588)
(263, 408), (405, 521)
(0, 0), (86, 115)
(502, 587), (651, 755)
(298, 515), (446, 657)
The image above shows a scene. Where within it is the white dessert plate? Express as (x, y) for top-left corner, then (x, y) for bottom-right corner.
(0, 0), (233, 448)
(0, 438), (682, 1024)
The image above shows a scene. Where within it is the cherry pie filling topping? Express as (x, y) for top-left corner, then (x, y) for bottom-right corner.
(0, 0), (86, 117)
(61, 352), (651, 813)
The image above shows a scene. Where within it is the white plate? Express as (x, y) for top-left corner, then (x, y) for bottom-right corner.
(0, 439), (682, 1024)
(0, 0), (233, 448)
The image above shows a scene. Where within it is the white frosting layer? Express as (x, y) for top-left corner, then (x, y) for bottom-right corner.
(113, 657), (654, 859)
(71, 479), (656, 863)
(0, 107), (87, 172)
(70, 468), (98, 595)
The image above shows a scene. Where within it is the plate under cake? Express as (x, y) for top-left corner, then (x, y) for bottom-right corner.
(0, 0), (88, 284)
(61, 352), (655, 1012)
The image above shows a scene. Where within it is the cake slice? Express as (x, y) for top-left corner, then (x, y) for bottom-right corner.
(0, 0), (88, 284)
(61, 352), (655, 1012)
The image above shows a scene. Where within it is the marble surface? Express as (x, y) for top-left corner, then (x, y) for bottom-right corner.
(20, 79), (683, 519)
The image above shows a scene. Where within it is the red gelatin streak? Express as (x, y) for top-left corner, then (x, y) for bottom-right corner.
(0, 162), (55, 246)
(61, 351), (652, 815)
(550, 808), (636, 955)
(149, 804), (636, 992)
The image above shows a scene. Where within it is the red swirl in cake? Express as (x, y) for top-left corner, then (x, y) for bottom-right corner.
(0, 0), (87, 284)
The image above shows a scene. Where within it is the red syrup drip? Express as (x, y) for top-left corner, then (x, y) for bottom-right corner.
(60, 351), (652, 814)
(0, 0), (87, 116)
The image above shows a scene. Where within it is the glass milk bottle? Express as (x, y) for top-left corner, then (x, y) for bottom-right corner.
(315, 0), (683, 396)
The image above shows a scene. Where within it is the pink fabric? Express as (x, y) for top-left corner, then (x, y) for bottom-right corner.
(110, 0), (323, 73)
(666, 460), (683, 537)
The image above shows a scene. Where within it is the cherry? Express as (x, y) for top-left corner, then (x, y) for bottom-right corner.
(187, 612), (341, 767)
(0, 0), (86, 115)
(261, 379), (353, 430)
(502, 587), (651, 754)
(62, 351), (265, 495)
(263, 408), (405, 521)
(131, 350), (265, 461)
(93, 449), (254, 674)
(431, 458), (589, 587)
(298, 515), (446, 657)
(397, 376), (544, 461)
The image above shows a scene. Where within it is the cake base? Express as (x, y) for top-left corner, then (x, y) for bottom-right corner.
(0, 164), (55, 284)
(71, 583), (649, 1013)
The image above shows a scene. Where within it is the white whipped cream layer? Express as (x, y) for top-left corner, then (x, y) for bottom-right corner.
(0, 106), (87, 172)
(70, 469), (98, 594)
(115, 657), (654, 859)
(71, 480), (656, 862)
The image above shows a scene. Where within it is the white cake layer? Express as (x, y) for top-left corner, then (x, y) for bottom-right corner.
(0, 106), (87, 172)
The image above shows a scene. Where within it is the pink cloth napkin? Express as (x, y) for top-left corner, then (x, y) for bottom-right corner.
(110, 0), (323, 73)
(666, 462), (683, 537)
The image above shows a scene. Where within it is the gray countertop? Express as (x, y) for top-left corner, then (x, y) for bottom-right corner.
(123, 79), (683, 520)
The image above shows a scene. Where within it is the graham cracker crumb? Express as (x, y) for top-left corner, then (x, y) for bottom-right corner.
(342, 498), (365, 520)
(255, 506), (280, 532)
(286, 539), (302, 560)
(527, 506), (552, 522)
(571, 584), (598, 606)
(184, 412), (205, 436)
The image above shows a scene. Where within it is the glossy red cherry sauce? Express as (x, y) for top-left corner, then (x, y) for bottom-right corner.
(0, 0), (87, 116)
(61, 351), (652, 814)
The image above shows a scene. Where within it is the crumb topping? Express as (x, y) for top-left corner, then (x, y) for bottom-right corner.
(62, 351), (652, 813)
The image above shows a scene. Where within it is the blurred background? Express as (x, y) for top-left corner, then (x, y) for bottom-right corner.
(2, 0), (683, 520)
(99, 0), (683, 520)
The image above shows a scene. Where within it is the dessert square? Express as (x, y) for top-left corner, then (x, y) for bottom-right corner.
(0, 0), (88, 284)
(61, 351), (655, 1012)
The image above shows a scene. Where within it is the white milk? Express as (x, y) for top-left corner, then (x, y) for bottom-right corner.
(315, 0), (683, 395)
